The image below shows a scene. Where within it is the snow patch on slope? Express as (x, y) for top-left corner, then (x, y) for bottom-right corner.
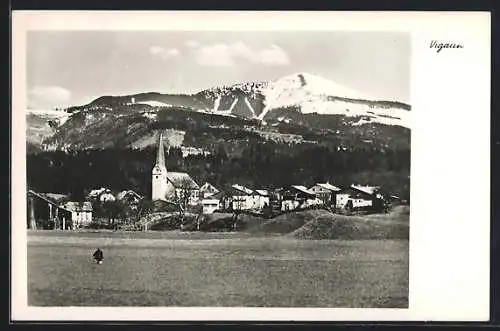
(228, 98), (238, 111)
(258, 72), (370, 121)
(300, 100), (411, 128)
(213, 96), (221, 111)
(136, 100), (172, 107)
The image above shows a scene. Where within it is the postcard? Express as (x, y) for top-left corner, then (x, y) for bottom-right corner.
(11, 10), (491, 321)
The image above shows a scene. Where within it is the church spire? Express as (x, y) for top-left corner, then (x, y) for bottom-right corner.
(155, 132), (166, 169)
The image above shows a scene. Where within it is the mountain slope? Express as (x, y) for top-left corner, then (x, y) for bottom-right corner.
(27, 72), (411, 153)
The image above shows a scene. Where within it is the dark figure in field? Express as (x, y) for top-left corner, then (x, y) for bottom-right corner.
(93, 248), (103, 264)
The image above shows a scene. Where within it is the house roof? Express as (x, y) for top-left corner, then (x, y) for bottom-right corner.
(117, 190), (142, 200)
(28, 190), (69, 208)
(89, 188), (108, 197)
(351, 184), (380, 195)
(231, 184), (254, 195)
(63, 201), (93, 212)
(167, 172), (200, 189)
(315, 183), (341, 192)
(200, 182), (220, 193)
(39, 192), (69, 204)
(255, 189), (269, 196)
(292, 185), (315, 196)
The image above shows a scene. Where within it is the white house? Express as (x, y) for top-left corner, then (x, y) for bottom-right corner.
(309, 182), (341, 206)
(99, 189), (116, 203)
(253, 189), (271, 210)
(336, 185), (381, 209)
(62, 201), (93, 229)
(280, 185), (321, 211)
(231, 184), (256, 211)
(88, 188), (116, 203)
(199, 182), (220, 198)
(202, 192), (223, 214)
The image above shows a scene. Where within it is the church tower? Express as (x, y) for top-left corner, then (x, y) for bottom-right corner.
(152, 132), (168, 200)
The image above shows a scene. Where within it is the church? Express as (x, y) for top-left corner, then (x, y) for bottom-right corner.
(152, 133), (200, 204)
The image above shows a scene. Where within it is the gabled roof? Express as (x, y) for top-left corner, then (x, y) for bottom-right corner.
(255, 189), (269, 196)
(63, 201), (93, 212)
(291, 185), (315, 196)
(89, 188), (112, 197)
(314, 183), (341, 192)
(28, 190), (69, 208)
(231, 184), (254, 195)
(167, 172), (199, 189)
(39, 193), (69, 204)
(117, 190), (142, 201)
(200, 182), (220, 193)
(351, 184), (380, 195)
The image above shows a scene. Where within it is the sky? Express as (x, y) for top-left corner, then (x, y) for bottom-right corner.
(27, 31), (410, 109)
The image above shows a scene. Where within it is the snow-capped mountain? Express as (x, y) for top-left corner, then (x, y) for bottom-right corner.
(197, 72), (410, 128)
(26, 72), (411, 152)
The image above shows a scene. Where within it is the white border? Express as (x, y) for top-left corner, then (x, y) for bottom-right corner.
(11, 11), (491, 321)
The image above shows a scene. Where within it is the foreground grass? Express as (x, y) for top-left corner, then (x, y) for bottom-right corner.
(28, 232), (408, 308)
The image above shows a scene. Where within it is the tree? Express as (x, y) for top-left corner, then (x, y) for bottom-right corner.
(173, 178), (196, 229)
(101, 200), (126, 226)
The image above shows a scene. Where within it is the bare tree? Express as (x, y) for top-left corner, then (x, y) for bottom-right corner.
(173, 178), (196, 229)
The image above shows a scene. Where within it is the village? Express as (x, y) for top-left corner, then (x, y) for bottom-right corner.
(27, 133), (399, 231)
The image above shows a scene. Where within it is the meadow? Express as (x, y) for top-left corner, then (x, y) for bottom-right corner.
(28, 230), (408, 307)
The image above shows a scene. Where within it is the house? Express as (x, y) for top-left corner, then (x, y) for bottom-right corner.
(88, 187), (116, 203)
(230, 184), (256, 211)
(27, 190), (92, 230)
(27, 190), (70, 230)
(117, 190), (143, 209)
(254, 189), (271, 210)
(62, 201), (93, 229)
(199, 182), (220, 199)
(117, 190), (142, 203)
(279, 185), (322, 211)
(309, 182), (342, 207)
(152, 133), (200, 204)
(201, 191), (224, 214)
(99, 189), (116, 203)
(336, 185), (381, 210)
(89, 188), (107, 199)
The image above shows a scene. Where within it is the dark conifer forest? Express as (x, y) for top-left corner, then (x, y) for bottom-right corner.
(27, 141), (410, 201)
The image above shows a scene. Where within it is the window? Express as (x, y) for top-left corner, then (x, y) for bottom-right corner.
(155, 176), (159, 179)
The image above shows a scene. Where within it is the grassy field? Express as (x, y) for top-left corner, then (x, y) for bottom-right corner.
(28, 230), (408, 308)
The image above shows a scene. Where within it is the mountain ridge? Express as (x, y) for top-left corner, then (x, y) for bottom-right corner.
(26, 72), (411, 153)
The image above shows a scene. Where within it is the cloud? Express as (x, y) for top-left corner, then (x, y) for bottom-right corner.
(28, 85), (72, 108)
(185, 40), (200, 48)
(149, 46), (181, 60)
(195, 43), (235, 67)
(194, 42), (290, 67)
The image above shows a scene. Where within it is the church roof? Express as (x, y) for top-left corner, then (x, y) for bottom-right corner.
(167, 172), (199, 189)
(155, 132), (166, 168)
